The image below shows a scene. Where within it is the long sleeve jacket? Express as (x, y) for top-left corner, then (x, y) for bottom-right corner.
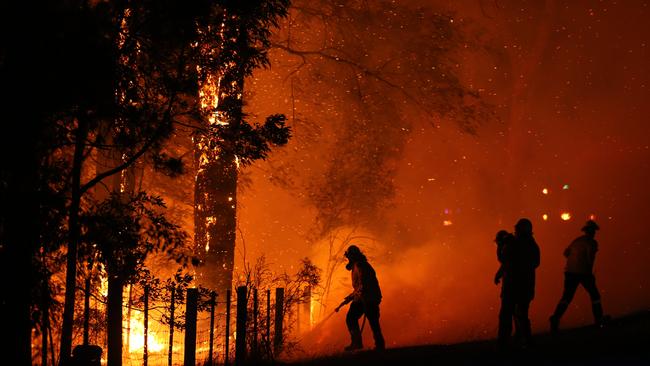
(564, 235), (598, 274)
(501, 235), (541, 301)
(350, 259), (382, 304)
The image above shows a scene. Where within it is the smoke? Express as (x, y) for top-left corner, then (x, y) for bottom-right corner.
(234, 0), (650, 357)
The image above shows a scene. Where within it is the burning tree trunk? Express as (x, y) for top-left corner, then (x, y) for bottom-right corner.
(194, 54), (244, 292)
(194, 2), (291, 292)
(194, 9), (246, 293)
(194, 150), (238, 292)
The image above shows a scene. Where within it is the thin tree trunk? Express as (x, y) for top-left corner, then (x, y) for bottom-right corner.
(168, 287), (175, 366)
(252, 288), (258, 359)
(49, 321), (56, 366)
(42, 275), (50, 366)
(143, 285), (149, 366)
(125, 284), (133, 354)
(60, 116), (89, 365)
(83, 275), (91, 346)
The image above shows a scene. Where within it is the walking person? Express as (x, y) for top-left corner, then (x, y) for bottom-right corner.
(497, 218), (541, 350)
(342, 245), (385, 351)
(549, 220), (609, 332)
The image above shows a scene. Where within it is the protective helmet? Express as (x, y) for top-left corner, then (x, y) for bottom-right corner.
(581, 220), (600, 232)
(494, 230), (510, 243)
(344, 245), (362, 259)
(515, 218), (533, 235)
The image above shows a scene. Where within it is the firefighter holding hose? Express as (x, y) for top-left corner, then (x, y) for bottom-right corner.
(339, 245), (385, 351)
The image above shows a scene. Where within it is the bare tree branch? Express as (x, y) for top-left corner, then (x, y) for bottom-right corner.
(271, 42), (434, 118)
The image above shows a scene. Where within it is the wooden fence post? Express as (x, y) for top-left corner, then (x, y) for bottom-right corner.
(266, 289), (271, 357)
(274, 288), (284, 354)
(208, 292), (216, 366)
(183, 288), (198, 366)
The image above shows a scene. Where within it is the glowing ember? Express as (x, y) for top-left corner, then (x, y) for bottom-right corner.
(560, 212), (572, 221)
(542, 214), (549, 221)
(443, 220), (453, 226)
(562, 184), (570, 190)
(542, 188), (549, 195)
(589, 214), (596, 220)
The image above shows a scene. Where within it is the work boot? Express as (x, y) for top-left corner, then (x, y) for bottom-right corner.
(345, 330), (363, 352)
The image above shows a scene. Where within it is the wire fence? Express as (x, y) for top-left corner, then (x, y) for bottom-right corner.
(44, 285), (297, 366)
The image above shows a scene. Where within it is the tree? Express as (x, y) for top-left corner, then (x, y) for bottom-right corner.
(254, 0), (494, 309)
(53, 2), (231, 363)
(272, 0), (490, 234)
(81, 192), (188, 366)
(193, 0), (291, 294)
(235, 255), (321, 359)
(0, 2), (115, 364)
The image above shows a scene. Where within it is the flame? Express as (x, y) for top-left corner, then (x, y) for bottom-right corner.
(198, 73), (225, 126)
(197, 12), (228, 128)
(560, 212), (572, 221)
(125, 310), (165, 354)
(310, 295), (316, 328)
(542, 188), (549, 195)
(542, 214), (549, 221)
(442, 220), (453, 226)
(99, 275), (108, 298)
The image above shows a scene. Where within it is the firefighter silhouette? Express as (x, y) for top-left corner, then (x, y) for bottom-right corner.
(497, 219), (540, 349)
(550, 220), (610, 332)
(341, 245), (385, 351)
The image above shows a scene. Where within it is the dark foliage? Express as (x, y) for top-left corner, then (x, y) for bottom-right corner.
(81, 192), (189, 281)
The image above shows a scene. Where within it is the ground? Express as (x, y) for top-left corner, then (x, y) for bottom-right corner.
(282, 310), (650, 366)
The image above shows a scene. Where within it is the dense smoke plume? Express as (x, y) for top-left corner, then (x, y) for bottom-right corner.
(153, 0), (650, 357)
